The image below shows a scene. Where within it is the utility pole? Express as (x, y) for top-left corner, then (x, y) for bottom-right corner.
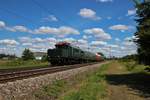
(109, 46), (111, 59)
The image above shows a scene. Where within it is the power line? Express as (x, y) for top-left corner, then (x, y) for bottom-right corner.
(0, 0), (79, 29)
(0, 7), (38, 25)
(31, 0), (77, 28)
(0, 6), (43, 38)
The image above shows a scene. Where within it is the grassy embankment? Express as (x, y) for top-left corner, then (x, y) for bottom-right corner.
(119, 59), (149, 73)
(33, 62), (110, 100)
(32, 60), (150, 100)
(0, 59), (49, 69)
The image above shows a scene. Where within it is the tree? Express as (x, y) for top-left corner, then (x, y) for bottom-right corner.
(41, 55), (48, 61)
(22, 48), (35, 60)
(134, 1), (150, 65)
(0, 54), (17, 59)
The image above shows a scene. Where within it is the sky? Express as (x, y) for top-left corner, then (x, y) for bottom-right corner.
(0, 0), (138, 57)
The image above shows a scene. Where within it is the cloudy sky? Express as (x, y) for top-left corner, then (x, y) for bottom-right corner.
(0, 0), (137, 57)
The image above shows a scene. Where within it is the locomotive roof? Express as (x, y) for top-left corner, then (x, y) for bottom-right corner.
(55, 41), (97, 55)
(55, 42), (70, 46)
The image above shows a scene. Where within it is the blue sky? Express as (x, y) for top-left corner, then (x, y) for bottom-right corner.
(0, 0), (138, 57)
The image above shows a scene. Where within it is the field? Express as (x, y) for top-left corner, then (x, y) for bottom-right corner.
(32, 60), (150, 100)
(0, 59), (49, 69)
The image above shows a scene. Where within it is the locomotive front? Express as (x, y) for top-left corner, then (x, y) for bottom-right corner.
(47, 42), (71, 65)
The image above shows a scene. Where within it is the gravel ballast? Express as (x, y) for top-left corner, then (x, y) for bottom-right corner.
(0, 62), (107, 100)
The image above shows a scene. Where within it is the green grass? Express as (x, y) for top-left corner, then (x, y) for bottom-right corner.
(119, 59), (148, 73)
(34, 80), (67, 100)
(0, 59), (49, 69)
(32, 61), (149, 100)
(33, 62), (110, 100)
(60, 64), (109, 100)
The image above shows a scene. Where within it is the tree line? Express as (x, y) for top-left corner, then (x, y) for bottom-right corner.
(134, 1), (150, 65)
(0, 48), (48, 61)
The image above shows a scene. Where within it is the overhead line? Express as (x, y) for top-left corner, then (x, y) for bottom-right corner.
(0, 7), (39, 38)
(0, 7), (38, 25)
(31, 0), (77, 28)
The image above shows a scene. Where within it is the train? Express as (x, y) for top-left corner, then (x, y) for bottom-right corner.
(47, 42), (103, 65)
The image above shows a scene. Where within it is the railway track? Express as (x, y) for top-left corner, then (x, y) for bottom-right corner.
(0, 63), (98, 83)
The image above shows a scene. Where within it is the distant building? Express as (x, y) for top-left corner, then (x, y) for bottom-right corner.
(33, 52), (47, 60)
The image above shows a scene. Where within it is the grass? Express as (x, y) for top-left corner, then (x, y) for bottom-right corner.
(32, 60), (149, 100)
(61, 63), (109, 100)
(33, 62), (110, 100)
(34, 80), (67, 100)
(119, 59), (148, 73)
(0, 59), (49, 69)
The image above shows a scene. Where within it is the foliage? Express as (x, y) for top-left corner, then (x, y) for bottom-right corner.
(120, 60), (148, 72)
(41, 55), (48, 61)
(34, 80), (67, 100)
(134, 1), (150, 65)
(44, 80), (66, 97)
(22, 48), (35, 60)
(120, 54), (138, 61)
(0, 53), (17, 59)
(0, 59), (48, 69)
(61, 64), (109, 100)
(33, 63), (110, 100)
(124, 61), (137, 71)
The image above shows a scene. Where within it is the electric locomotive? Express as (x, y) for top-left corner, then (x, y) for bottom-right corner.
(47, 42), (102, 65)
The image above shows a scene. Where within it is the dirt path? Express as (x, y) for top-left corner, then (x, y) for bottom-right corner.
(105, 61), (150, 100)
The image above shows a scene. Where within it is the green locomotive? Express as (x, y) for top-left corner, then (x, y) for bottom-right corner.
(47, 42), (102, 65)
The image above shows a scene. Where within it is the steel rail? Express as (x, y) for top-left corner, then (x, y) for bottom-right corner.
(0, 62), (99, 83)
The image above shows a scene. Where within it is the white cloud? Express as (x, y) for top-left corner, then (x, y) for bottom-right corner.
(78, 8), (101, 20)
(19, 37), (31, 43)
(107, 16), (112, 20)
(90, 41), (107, 46)
(13, 26), (29, 32)
(83, 35), (92, 40)
(22, 43), (32, 46)
(123, 41), (136, 46)
(33, 26), (79, 37)
(45, 38), (57, 42)
(0, 39), (19, 46)
(61, 38), (76, 43)
(124, 36), (137, 42)
(115, 38), (120, 41)
(84, 28), (111, 40)
(78, 39), (87, 44)
(5, 25), (30, 33)
(127, 9), (136, 16)
(18, 37), (57, 52)
(59, 26), (79, 35)
(96, 0), (113, 2)
(19, 37), (57, 44)
(32, 38), (45, 43)
(109, 24), (129, 32)
(83, 35), (88, 40)
(108, 44), (119, 48)
(0, 21), (5, 28)
(42, 15), (58, 22)
(0, 20), (79, 37)
(34, 26), (58, 34)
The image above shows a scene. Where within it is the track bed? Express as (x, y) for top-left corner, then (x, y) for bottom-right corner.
(0, 62), (100, 83)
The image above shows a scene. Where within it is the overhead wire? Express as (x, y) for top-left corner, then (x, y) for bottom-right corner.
(30, 0), (77, 28)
